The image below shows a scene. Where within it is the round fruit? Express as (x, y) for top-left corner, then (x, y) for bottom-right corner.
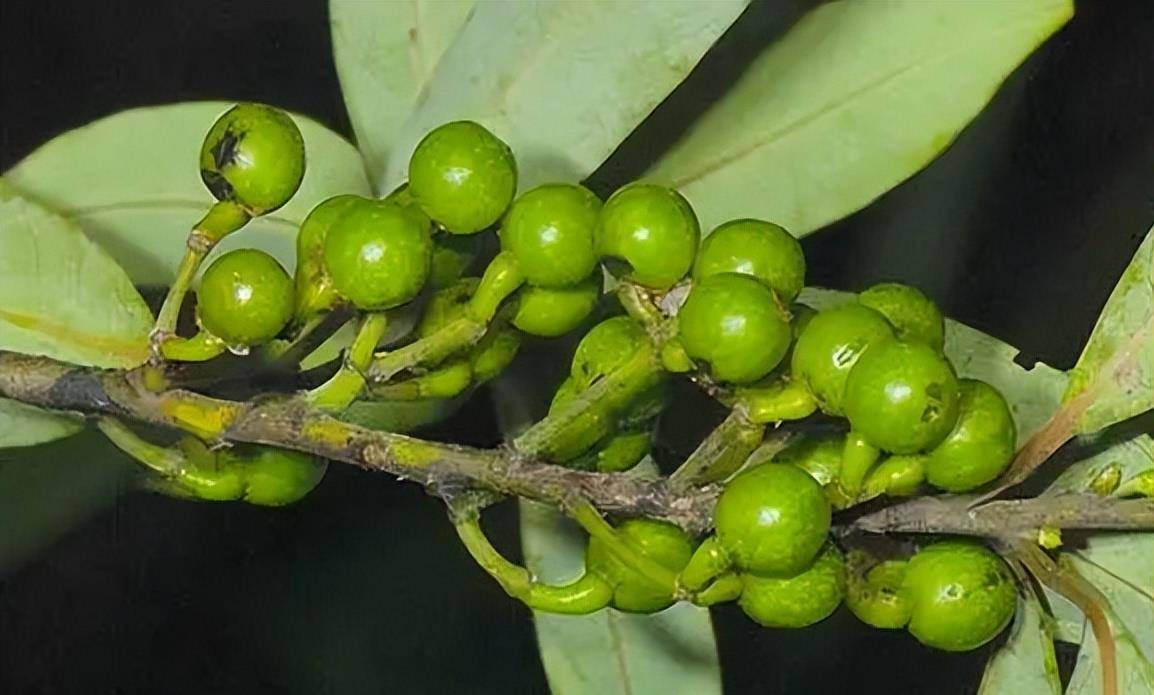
(676, 273), (792, 384)
(846, 559), (912, 629)
(694, 219), (805, 302)
(295, 194), (361, 320)
(714, 463), (831, 576)
(791, 303), (894, 415)
(587, 430), (653, 473)
(586, 518), (693, 613)
(739, 543), (846, 628)
(925, 380), (1015, 492)
(322, 197), (432, 311)
(512, 275), (601, 337)
(235, 445), (328, 506)
(408, 120), (517, 234)
(500, 183), (601, 287)
(199, 103), (305, 215)
(902, 541), (1016, 651)
(197, 248), (294, 346)
(773, 433), (844, 487)
(844, 340), (960, 454)
(859, 283), (944, 351)
(595, 183), (700, 290)
(571, 316), (650, 388)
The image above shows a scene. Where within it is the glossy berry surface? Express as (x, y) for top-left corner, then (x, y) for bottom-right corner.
(902, 541), (1016, 652)
(512, 274), (600, 337)
(571, 316), (650, 388)
(846, 559), (912, 629)
(199, 103), (305, 215)
(844, 340), (960, 454)
(408, 120), (517, 234)
(693, 219), (805, 302)
(739, 543), (846, 628)
(791, 303), (894, 415)
(859, 283), (945, 351)
(234, 445), (328, 506)
(197, 248), (294, 347)
(322, 197), (432, 311)
(500, 183), (601, 288)
(585, 518), (693, 613)
(595, 183), (700, 290)
(773, 433), (844, 488)
(926, 379), (1016, 492)
(714, 463), (831, 577)
(294, 194), (361, 321)
(677, 273), (791, 384)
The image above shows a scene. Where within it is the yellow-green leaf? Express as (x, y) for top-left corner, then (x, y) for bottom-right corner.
(3, 102), (371, 286)
(649, 0), (1073, 233)
(1064, 226), (1154, 435)
(379, 0), (749, 191)
(330, 0), (476, 180)
(0, 398), (82, 449)
(0, 186), (152, 367)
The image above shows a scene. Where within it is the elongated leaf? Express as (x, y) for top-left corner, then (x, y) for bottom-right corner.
(0, 186), (153, 367)
(330, 0), (475, 179)
(649, 0), (1073, 233)
(0, 398), (82, 449)
(799, 288), (1068, 440)
(4, 102), (371, 285)
(521, 499), (722, 695)
(979, 592), (1062, 695)
(379, 0), (749, 191)
(1063, 226), (1154, 435)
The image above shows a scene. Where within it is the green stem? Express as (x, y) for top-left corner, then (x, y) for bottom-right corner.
(152, 201), (251, 345)
(669, 409), (765, 489)
(96, 416), (185, 476)
(159, 330), (228, 362)
(678, 535), (731, 593)
(368, 315), (486, 382)
(308, 312), (389, 411)
(691, 573), (743, 607)
(467, 251), (525, 323)
(370, 359), (474, 400)
(839, 430), (881, 497)
(861, 455), (926, 501)
(733, 378), (817, 424)
(567, 499), (680, 593)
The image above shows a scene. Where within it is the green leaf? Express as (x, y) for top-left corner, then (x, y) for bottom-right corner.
(1050, 432), (1153, 495)
(978, 592), (1062, 695)
(648, 0), (1073, 234)
(520, 499), (722, 695)
(0, 398), (82, 449)
(378, 0), (749, 191)
(330, 0), (476, 180)
(799, 288), (1068, 440)
(3, 102), (371, 286)
(1063, 225), (1154, 436)
(0, 185), (153, 367)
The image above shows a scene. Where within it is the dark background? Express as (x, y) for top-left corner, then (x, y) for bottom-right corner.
(1, 1), (1152, 693)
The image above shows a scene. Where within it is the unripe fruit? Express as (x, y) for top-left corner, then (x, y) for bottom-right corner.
(295, 194), (361, 321)
(500, 183), (601, 288)
(571, 316), (651, 388)
(197, 249), (294, 347)
(844, 340), (960, 454)
(585, 518), (693, 613)
(859, 282), (944, 351)
(739, 543), (846, 628)
(322, 197), (432, 311)
(694, 219), (805, 302)
(714, 463), (831, 576)
(200, 103), (305, 215)
(846, 559), (912, 629)
(925, 379), (1015, 492)
(512, 275), (601, 337)
(791, 303), (894, 415)
(408, 121), (517, 234)
(677, 273), (792, 385)
(234, 445), (328, 506)
(596, 183), (699, 290)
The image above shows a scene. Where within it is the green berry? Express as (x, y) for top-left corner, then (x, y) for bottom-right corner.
(773, 433), (844, 487)
(676, 273), (791, 384)
(589, 430), (653, 473)
(714, 463), (831, 576)
(902, 541), (1016, 652)
(596, 183), (700, 290)
(846, 559), (912, 629)
(322, 197), (432, 311)
(512, 275), (601, 337)
(295, 194), (361, 321)
(408, 120), (517, 234)
(571, 316), (650, 388)
(844, 340), (961, 454)
(859, 283), (944, 351)
(739, 543), (845, 628)
(585, 518), (693, 613)
(694, 219), (805, 302)
(500, 183), (601, 288)
(790, 303), (894, 415)
(229, 445), (328, 506)
(470, 325), (521, 383)
(197, 248), (294, 347)
(199, 103), (305, 215)
(925, 380), (1015, 492)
